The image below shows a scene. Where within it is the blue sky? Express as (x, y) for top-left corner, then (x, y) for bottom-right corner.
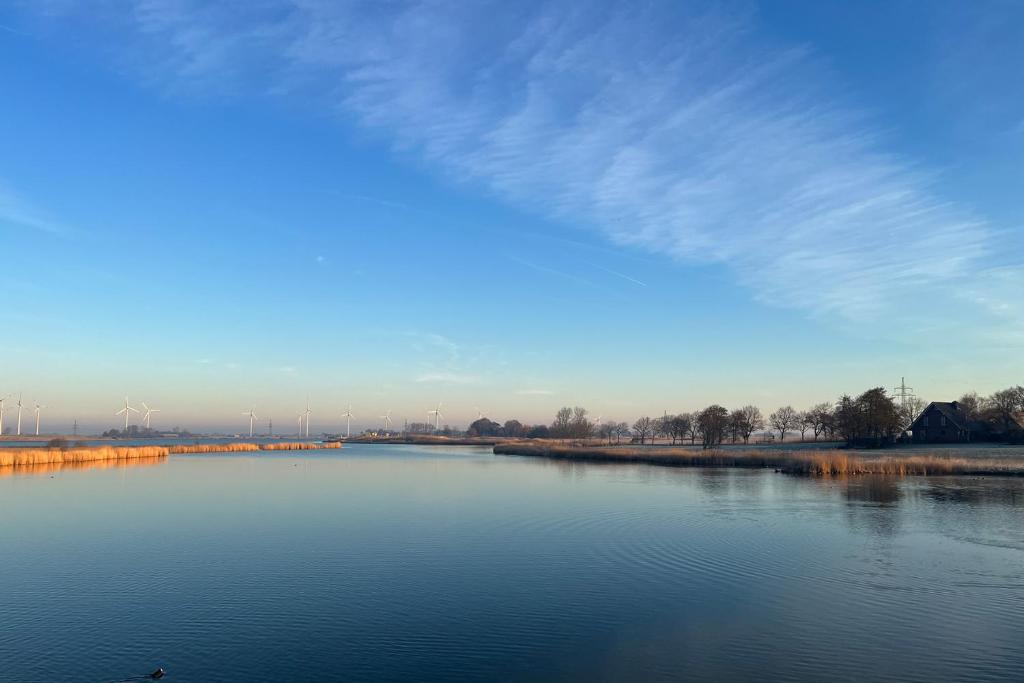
(1, 1), (1022, 433)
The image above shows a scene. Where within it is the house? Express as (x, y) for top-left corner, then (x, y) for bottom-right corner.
(909, 401), (971, 443)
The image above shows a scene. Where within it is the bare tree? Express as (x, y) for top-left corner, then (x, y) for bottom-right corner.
(807, 402), (832, 441)
(797, 411), (814, 441)
(769, 406), (798, 442)
(958, 392), (981, 440)
(551, 407), (573, 440)
(632, 416), (653, 445)
(668, 414), (691, 445)
(685, 414), (700, 445)
(570, 406), (592, 441)
(613, 422), (630, 444)
(729, 405), (764, 444)
(984, 387), (1024, 435)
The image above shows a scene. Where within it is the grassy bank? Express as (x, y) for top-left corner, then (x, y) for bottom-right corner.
(0, 441), (341, 469)
(493, 443), (1024, 477)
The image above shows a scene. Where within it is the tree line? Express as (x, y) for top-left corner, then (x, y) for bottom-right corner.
(534, 384), (1023, 449)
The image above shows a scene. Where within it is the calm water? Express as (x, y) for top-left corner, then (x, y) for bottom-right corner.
(2, 445), (1023, 682)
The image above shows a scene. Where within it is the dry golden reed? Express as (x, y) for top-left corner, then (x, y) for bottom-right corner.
(0, 441), (342, 470)
(493, 444), (1024, 477)
(0, 445), (170, 468)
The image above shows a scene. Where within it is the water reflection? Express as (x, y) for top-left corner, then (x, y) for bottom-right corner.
(1, 446), (1022, 682)
(0, 456), (167, 479)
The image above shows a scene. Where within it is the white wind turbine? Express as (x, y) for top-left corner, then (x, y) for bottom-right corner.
(115, 396), (139, 431)
(33, 402), (46, 436)
(303, 399), (312, 438)
(142, 402), (161, 429)
(16, 393), (25, 436)
(242, 408), (258, 437)
(0, 393), (10, 436)
(474, 406), (485, 420)
(428, 402), (444, 431)
(379, 409), (393, 431)
(296, 414), (304, 437)
(341, 405), (354, 438)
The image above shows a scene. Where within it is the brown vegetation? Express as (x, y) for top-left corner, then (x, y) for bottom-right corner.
(493, 443), (1024, 477)
(0, 445), (170, 468)
(0, 441), (342, 471)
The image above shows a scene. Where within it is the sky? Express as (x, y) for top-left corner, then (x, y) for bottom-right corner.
(1, 1), (1022, 434)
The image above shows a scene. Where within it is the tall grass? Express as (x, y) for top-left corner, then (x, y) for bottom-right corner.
(0, 445), (170, 468)
(0, 441), (342, 471)
(493, 443), (1024, 477)
(169, 443), (261, 454)
(260, 441), (341, 451)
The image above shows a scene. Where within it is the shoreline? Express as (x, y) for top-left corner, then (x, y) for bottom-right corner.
(493, 443), (1024, 477)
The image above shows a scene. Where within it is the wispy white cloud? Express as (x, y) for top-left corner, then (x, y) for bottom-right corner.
(516, 388), (554, 396)
(28, 1), (1023, 345)
(0, 182), (69, 234)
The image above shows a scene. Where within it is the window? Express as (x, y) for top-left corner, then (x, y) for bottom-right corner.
(923, 416), (929, 427)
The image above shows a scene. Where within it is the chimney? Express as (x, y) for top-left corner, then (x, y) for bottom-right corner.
(951, 400), (959, 412)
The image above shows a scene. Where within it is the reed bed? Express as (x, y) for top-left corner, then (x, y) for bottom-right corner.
(0, 445), (170, 468)
(260, 441), (341, 451)
(169, 443), (261, 454)
(493, 443), (1024, 477)
(1, 441), (342, 471)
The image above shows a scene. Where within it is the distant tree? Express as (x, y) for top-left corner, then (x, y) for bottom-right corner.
(46, 437), (69, 450)
(526, 424), (550, 439)
(797, 411), (814, 441)
(834, 388), (902, 445)
(551, 407), (573, 440)
(668, 414), (691, 445)
(632, 416), (653, 445)
(597, 421), (615, 445)
(467, 418), (503, 437)
(807, 402), (832, 441)
(613, 422), (630, 444)
(570, 406), (593, 441)
(957, 392), (981, 440)
(685, 415), (700, 445)
(769, 406), (798, 442)
(503, 419), (525, 438)
(697, 405), (729, 449)
(984, 387), (1024, 435)
(730, 405), (763, 444)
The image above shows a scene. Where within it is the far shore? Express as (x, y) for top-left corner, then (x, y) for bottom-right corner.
(493, 442), (1024, 477)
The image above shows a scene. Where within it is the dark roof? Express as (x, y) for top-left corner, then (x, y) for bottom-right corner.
(911, 402), (968, 431)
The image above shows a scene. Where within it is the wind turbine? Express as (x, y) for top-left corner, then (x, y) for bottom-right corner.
(0, 393), (10, 436)
(303, 399), (312, 438)
(33, 402), (46, 436)
(16, 393), (24, 436)
(242, 409), (258, 437)
(141, 402), (161, 429)
(115, 396), (139, 431)
(379, 409), (393, 431)
(341, 405), (354, 438)
(474, 406), (485, 420)
(297, 414), (304, 437)
(428, 402), (444, 431)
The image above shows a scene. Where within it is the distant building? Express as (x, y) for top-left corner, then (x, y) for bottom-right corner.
(909, 401), (971, 443)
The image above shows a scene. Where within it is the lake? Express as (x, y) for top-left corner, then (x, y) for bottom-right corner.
(2, 444), (1023, 682)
